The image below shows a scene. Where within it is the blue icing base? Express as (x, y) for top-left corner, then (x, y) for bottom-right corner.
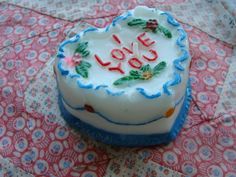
(58, 81), (192, 147)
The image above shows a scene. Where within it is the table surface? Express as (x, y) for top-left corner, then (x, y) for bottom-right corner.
(0, 0), (236, 176)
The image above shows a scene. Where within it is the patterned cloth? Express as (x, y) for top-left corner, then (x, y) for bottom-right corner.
(1, 0), (236, 177)
(0, 156), (34, 177)
(220, 0), (236, 17)
(159, 0), (236, 45)
(6, 0), (236, 45)
(215, 48), (236, 116)
(6, 0), (184, 21)
(104, 150), (185, 177)
(0, 2), (72, 49)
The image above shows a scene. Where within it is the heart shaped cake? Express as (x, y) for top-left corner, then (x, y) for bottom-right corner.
(55, 6), (191, 146)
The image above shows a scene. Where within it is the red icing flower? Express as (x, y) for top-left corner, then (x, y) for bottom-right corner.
(145, 19), (158, 31)
(84, 104), (95, 113)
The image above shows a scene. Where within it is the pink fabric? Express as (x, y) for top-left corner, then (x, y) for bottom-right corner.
(0, 3), (71, 49)
(6, 0), (186, 21)
(0, 1), (235, 177)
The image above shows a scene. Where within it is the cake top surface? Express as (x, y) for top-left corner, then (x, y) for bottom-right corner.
(57, 6), (189, 99)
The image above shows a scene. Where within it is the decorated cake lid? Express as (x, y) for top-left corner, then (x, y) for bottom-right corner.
(57, 6), (189, 99)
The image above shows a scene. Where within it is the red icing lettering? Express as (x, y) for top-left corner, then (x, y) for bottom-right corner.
(137, 32), (155, 47)
(143, 49), (158, 62)
(109, 63), (124, 74)
(112, 34), (121, 45)
(111, 49), (125, 61)
(128, 58), (143, 69)
(94, 32), (160, 75)
(123, 42), (134, 54)
(94, 54), (111, 67)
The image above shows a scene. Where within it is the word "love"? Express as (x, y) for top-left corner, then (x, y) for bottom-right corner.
(94, 32), (158, 74)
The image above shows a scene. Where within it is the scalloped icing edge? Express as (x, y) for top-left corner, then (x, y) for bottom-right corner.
(56, 7), (190, 99)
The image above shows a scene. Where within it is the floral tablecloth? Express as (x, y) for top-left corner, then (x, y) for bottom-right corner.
(0, 0), (236, 176)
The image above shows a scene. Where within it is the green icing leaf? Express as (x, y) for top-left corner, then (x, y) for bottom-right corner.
(128, 18), (172, 38)
(74, 42), (91, 78)
(75, 65), (88, 78)
(140, 64), (152, 72)
(129, 70), (142, 79)
(153, 61), (166, 75)
(81, 50), (90, 57)
(157, 25), (172, 38)
(128, 19), (146, 27)
(75, 61), (91, 78)
(80, 60), (91, 68)
(76, 42), (88, 53)
(153, 28), (158, 33)
(113, 62), (167, 86)
(113, 76), (135, 86)
(75, 42), (90, 58)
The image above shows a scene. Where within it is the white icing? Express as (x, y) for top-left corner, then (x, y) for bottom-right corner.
(63, 16), (180, 93)
(62, 97), (184, 134)
(56, 6), (191, 134)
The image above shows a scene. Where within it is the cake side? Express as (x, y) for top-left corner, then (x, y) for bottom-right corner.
(58, 83), (191, 146)
(55, 6), (191, 134)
